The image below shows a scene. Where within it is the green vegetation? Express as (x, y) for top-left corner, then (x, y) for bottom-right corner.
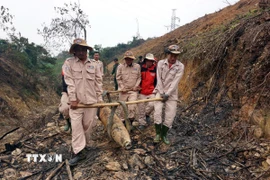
(0, 36), (58, 95)
(91, 36), (153, 64)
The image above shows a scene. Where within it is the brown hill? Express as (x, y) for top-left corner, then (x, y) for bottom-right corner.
(110, 0), (270, 136)
(1, 1), (270, 179)
(0, 56), (59, 146)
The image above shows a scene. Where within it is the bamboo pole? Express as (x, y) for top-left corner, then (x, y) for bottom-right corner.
(106, 89), (136, 94)
(106, 90), (124, 94)
(77, 98), (163, 108)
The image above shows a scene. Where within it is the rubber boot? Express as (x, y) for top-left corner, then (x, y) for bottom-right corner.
(154, 124), (162, 143)
(68, 148), (87, 166)
(64, 118), (71, 131)
(161, 125), (170, 145)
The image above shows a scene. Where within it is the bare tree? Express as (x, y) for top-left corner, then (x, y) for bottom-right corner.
(38, 2), (90, 49)
(0, 6), (15, 33)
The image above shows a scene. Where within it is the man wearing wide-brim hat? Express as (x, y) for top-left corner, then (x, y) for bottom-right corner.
(137, 53), (157, 130)
(116, 51), (141, 127)
(153, 44), (184, 145)
(63, 38), (103, 166)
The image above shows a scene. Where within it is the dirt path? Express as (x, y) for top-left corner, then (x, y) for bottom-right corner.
(1, 75), (270, 180)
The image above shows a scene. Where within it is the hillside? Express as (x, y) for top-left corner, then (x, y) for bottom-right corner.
(0, 39), (60, 147)
(110, 0), (269, 136)
(1, 0), (270, 179)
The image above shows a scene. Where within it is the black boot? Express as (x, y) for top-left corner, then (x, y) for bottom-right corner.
(161, 125), (170, 145)
(129, 118), (135, 130)
(154, 124), (162, 143)
(145, 115), (151, 125)
(58, 113), (64, 120)
(68, 149), (87, 166)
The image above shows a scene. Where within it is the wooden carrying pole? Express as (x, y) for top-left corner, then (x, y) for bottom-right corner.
(77, 98), (163, 108)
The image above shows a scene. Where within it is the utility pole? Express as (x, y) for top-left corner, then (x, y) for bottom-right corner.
(165, 9), (180, 32)
(171, 9), (180, 31)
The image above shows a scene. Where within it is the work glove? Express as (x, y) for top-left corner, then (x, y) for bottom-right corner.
(161, 94), (169, 102)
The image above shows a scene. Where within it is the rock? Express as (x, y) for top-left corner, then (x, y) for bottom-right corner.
(114, 171), (135, 179)
(38, 143), (45, 148)
(263, 114), (270, 137)
(122, 162), (128, 170)
(266, 156), (270, 165)
(101, 157), (110, 163)
(260, 143), (268, 147)
(262, 161), (269, 170)
(133, 135), (140, 140)
(4, 168), (17, 179)
(132, 121), (139, 127)
(60, 126), (66, 131)
(133, 148), (146, 155)
(148, 145), (155, 150)
(128, 154), (145, 169)
(74, 172), (82, 180)
(144, 156), (154, 165)
(251, 110), (265, 126)
(19, 171), (32, 178)
(254, 127), (264, 138)
(105, 161), (122, 171)
(46, 122), (55, 127)
(22, 158), (28, 163)
(11, 148), (22, 156)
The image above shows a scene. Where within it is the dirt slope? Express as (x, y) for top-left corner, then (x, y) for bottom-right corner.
(0, 56), (59, 149)
(110, 0), (270, 136)
(1, 0), (270, 179)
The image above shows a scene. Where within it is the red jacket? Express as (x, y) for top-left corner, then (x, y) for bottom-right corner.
(140, 64), (157, 95)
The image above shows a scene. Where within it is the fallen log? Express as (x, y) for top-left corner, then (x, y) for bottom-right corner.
(77, 98), (163, 108)
(99, 107), (132, 149)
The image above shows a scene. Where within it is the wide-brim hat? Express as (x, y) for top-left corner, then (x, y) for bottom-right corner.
(167, 44), (182, 54)
(69, 38), (93, 54)
(144, 53), (156, 61)
(123, 51), (135, 60)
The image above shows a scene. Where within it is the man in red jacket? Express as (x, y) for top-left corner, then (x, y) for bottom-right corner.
(137, 53), (157, 130)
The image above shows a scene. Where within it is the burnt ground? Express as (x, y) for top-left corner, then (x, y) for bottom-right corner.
(1, 77), (270, 180)
(1, 1), (269, 179)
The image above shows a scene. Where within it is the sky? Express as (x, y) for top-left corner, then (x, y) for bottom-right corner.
(0, 0), (239, 53)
